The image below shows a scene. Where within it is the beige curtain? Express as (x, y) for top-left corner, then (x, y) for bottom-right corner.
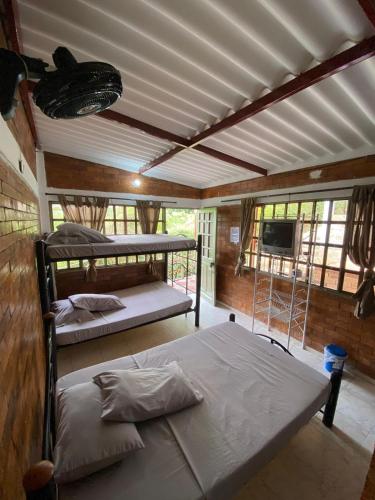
(344, 185), (375, 318)
(58, 195), (109, 282)
(58, 195), (109, 230)
(235, 198), (256, 277)
(136, 200), (161, 234)
(136, 200), (162, 274)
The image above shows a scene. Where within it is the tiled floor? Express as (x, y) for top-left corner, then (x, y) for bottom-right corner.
(58, 299), (375, 500)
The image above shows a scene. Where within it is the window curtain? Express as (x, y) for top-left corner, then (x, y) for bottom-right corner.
(58, 195), (109, 282)
(136, 200), (162, 274)
(235, 198), (256, 277)
(344, 185), (375, 319)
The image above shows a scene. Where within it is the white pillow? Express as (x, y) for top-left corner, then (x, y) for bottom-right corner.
(69, 294), (125, 312)
(93, 362), (203, 422)
(57, 223), (113, 243)
(54, 382), (145, 484)
(52, 300), (95, 326)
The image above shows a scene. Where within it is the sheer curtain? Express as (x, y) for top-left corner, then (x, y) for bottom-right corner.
(235, 198), (256, 277)
(344, 185), (375, 318)
(58, 195), (109, 282)
(136, 200), (162, 273)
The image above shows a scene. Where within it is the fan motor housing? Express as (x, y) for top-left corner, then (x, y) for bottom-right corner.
(32, 61), (122, 119)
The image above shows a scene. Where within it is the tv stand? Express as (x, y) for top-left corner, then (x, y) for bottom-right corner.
(251, 214), (318, 350)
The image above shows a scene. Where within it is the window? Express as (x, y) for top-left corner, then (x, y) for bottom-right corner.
(245, 199), (360, 294)
(50, 202), (166, 270)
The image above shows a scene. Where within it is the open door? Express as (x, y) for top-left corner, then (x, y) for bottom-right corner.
(197, 208), (217, 304)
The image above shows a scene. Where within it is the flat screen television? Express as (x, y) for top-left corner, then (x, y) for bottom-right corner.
(260, 220), (299, 257)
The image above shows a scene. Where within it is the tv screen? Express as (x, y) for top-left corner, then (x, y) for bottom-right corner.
(261, 221), (297, 256)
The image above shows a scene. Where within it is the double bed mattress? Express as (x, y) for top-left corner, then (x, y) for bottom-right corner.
(57, 321), (330, 499)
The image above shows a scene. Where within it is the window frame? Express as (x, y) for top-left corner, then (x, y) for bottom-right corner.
(244, 197), (361, 295)
(49, 201), (166, 270)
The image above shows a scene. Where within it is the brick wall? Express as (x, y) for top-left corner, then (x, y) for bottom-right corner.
(0, 158), (45, 500)
(203, 155), (375, 199)
(216, 205), (375, 379)
(44, 152), (201, 199)
(55, 261), (165, 299)
(0, 5), (36, 175)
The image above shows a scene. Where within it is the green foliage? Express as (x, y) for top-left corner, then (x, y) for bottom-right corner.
(166, 208), (197, 238)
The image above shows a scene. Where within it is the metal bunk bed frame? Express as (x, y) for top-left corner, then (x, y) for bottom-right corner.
(35, 234), (202, 348)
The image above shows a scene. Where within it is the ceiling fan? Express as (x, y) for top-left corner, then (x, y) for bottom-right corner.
(0, 46), (122, 120)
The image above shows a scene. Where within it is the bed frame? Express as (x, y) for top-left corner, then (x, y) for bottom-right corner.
(35, 234), (202, 348)
(23, 312), (343, 499)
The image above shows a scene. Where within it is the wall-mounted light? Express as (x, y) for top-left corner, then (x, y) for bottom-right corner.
(132, 178), (141, 188)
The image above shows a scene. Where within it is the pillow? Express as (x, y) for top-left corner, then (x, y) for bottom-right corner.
(93, 361), (203, 422)
(57, 223), (113, 243)
(54, 382), (144, 484)
(69, 294), (125, 312)
(45, 232), (91, 246)
(52, 300), (95, 326)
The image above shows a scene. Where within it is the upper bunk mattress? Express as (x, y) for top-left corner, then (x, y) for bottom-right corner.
(46, 234), (196, 260)
(57, 321), (330, 500)
(56, 282), (193, 346)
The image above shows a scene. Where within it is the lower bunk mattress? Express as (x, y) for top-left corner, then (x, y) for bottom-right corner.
(57, 321), (330, 500)
(56, 281), (193, 346)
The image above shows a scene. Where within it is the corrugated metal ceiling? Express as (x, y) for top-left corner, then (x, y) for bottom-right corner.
(18, 0), (375, 188)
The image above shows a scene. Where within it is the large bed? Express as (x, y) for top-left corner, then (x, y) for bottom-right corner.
(25, 317), (342, 500)
(45, 234), (196, 261)
(56, 282), (193, 346)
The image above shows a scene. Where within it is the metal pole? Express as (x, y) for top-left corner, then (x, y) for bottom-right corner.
(195, 234), (202, 327)
(287, 215), (304, 350)
(267, 256), (275, 333)
(302, 215), (318, 349)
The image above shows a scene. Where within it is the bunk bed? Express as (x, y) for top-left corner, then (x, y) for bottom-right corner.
(23, 313), (342, 500)
(35, 233), (202, 347)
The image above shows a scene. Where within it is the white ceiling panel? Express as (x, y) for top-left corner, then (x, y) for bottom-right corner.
(17, 0), (375, 188)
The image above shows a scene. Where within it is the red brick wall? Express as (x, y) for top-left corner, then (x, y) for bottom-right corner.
(0, 159), (45, 500)
(55, 261), (165, 299)
(216, 205), (375, 379)
(44, 152), (201, 199)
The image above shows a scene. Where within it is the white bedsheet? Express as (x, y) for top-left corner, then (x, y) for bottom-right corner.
(57, 321), (330, 500)
(46, 234), (196, 260)
(56, 282), (193, 346)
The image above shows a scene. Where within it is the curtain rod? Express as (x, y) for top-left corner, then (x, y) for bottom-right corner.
(44, 193), (177, 204)
(221, 186), (353, 203)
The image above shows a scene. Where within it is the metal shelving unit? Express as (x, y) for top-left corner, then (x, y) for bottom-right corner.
(251, 215), (318, 349)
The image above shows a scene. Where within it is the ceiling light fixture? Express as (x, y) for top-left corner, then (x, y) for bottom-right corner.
(132, 178), (141, 187)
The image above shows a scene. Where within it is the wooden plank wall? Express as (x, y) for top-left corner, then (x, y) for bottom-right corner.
(216, 205), (375, 379)
(0, 159), (44, 499)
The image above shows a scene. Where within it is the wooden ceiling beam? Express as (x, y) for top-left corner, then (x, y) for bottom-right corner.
(194, 145), (267, 175)
(358, 0), (375, 27)
(139, 146), (185, 174)
(3, 0), (39, 148)
(99, 109), (190, 147)
(27, 81), (266, 175)
(189, 36), (375, 146)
